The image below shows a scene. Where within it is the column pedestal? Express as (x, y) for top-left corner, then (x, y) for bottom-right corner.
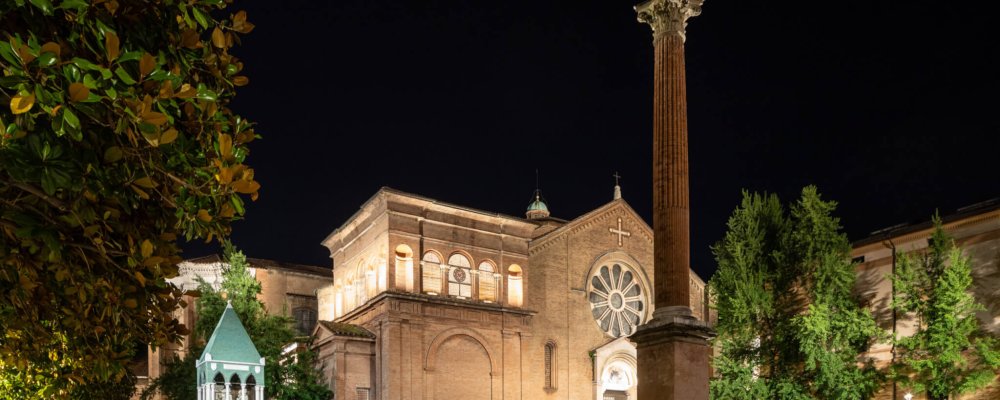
(633, 315), (714, 400)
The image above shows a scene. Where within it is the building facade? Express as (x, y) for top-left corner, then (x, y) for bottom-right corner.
(853, 200), (1000, 400)
(314, 187), (712, 400)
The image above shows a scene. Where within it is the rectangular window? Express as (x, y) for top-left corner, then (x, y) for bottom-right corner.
(356, 387), (370, 400)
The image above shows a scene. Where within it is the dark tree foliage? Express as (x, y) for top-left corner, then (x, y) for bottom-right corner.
(891, 216), (1000, 399)
(0, 0), (259, 397)
(710, 186), (883, 399)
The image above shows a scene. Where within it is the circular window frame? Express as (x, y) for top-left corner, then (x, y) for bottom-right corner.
(587, 258), (649, 338)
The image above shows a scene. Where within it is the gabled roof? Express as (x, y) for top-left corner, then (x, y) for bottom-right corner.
(316, 320), (375, 339)
(201, 302), (262, 364)
(530, 198), (654, 252)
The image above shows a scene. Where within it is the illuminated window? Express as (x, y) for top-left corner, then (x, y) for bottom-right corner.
(478, 261), (498, 302)
(422, 251), (442, 295)
(448, 253), (472, 298)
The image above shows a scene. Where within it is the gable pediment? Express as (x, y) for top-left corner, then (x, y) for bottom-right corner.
(529, 200), (652, 255)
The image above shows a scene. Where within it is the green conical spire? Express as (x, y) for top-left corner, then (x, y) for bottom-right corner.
(202, 301), (262, 364)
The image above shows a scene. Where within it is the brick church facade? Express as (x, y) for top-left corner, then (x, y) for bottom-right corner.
(313, 187), (712, 400)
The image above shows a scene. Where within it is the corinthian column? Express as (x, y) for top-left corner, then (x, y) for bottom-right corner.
(632, 1), (714, 400)
(640, 0), (702, 318)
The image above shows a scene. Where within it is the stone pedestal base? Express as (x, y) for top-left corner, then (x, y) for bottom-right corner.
(633, 312), (715, 400)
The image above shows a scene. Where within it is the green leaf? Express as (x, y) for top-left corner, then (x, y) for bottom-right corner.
(28, 0), (54, 15)
(230, 195), (245, 215)
(0, 75), (31, 89)
(192, 7), (210, 29)
(36, 52), (58, 67)
(113, 66), (136, 84)
(0, 41), (18, 65)
(118, 51), (142, 63)
(58, 0), (88, 11)
(72, 57), (100, 70)
(94, 19), (114, 38)
(63, 108), (80, 129)
(195, 87), (217, 101)
(82, 73), (96, 88)
(62, 64), (81, 82)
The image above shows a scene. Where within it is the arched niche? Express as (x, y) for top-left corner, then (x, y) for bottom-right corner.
(394, 244), (414, 292)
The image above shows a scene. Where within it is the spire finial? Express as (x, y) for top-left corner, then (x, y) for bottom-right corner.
(613, 172), (622, 200)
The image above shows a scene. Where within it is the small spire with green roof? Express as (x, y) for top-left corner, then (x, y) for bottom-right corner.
(196, 301), (266, 399)
(526, 189), (550, 219)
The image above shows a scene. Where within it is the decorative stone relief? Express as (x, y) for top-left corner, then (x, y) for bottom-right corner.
(635, 0), (704, 41)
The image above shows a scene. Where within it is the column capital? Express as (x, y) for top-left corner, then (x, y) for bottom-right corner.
(635, 0), (704, 41)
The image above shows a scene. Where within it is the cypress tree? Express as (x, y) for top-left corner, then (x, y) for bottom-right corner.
(710, 186), (882, 399)
(891, 215), (1000, 399)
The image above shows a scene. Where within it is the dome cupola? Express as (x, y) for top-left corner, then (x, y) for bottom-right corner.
(526, 190), (550, 220)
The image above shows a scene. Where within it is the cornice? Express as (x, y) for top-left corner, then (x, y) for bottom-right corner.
(852, 209), (1000, 255)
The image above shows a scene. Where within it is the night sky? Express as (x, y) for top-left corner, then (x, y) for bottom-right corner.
(186, 1), (1000, 281)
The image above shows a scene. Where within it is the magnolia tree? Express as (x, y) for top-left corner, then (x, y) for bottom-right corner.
(0, 0), (259, 397)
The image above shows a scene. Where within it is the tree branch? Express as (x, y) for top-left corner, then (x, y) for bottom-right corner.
(4, 179), (68, 212)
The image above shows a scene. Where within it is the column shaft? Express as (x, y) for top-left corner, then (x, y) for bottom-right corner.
(653, 32), (691, 310)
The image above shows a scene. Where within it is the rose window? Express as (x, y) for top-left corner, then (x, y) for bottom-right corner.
(588, 263), (646, 337)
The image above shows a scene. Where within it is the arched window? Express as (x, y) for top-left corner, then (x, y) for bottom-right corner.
(213, 372), (226, 400)
(395, 244), (414, 292)
(422, 251), (442, 295)
(544, 341), (557, 390)
(345, 275), (356, 311)
(447, 253), (472, 298)
(478, 261), (498, 302)
(356, 264), (367, 305)
(508, 264), (523, 307)
(245, 375), (257, 400)
(365, 261), (377, 300)
(229, 374), (241, 400)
